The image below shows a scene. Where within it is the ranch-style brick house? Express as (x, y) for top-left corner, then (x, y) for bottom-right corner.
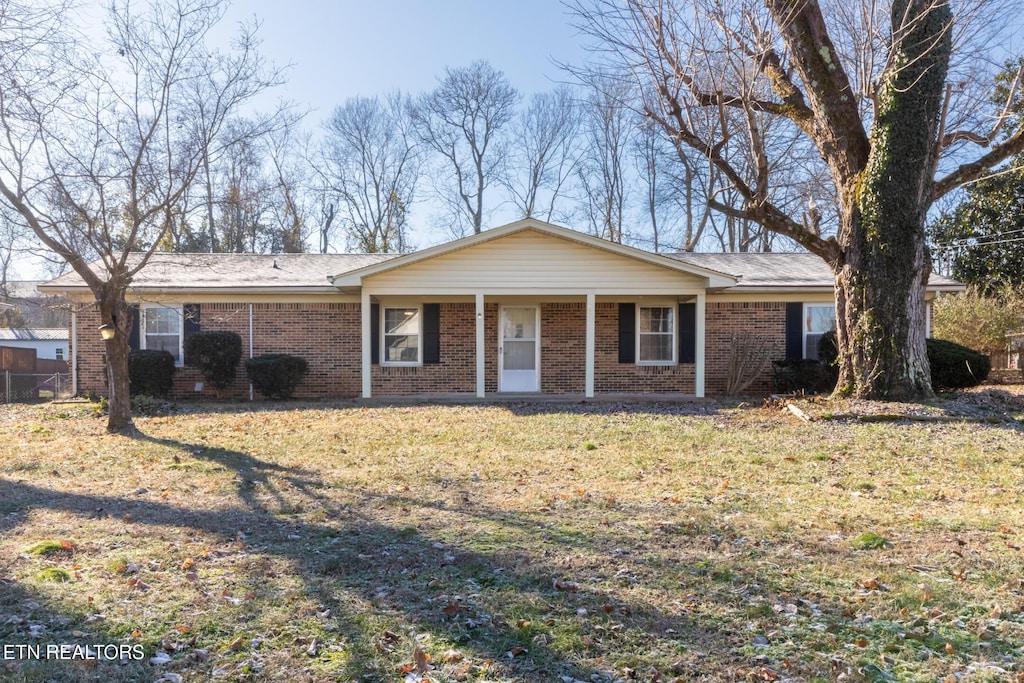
(40, 219), (962, 400)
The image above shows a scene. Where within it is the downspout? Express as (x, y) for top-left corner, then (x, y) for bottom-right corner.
(71, 308), (78, 397)
(249, 304), (254, 401)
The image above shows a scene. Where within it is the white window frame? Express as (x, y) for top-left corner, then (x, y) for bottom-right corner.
(381, 305), (423, 367)
(804, 304), (836, 360)
(141, 304), (184, 366)
(636, 304), (677, 366)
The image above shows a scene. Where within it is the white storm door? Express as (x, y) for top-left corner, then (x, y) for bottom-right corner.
(499, 306), (540, 392)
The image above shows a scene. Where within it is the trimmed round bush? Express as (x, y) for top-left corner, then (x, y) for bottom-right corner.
(245, 353), (309, 400)
(815, 331), (990, 390)
(129, 349), (176, 397)
(927, 338), (991, 389)
(184, 330), (242, 389)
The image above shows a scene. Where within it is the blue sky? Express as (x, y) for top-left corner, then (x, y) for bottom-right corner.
(225, 0), (590, 118)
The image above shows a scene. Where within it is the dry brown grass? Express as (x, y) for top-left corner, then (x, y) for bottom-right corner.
(1, 397), (1023, 682)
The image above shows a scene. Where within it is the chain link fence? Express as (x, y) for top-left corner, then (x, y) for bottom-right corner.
(1, 371), (73, 403)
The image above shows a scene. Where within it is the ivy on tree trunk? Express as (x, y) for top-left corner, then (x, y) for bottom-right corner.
(833, 0), (950, 399)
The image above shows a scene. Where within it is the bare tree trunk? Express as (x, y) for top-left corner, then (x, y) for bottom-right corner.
(830, 0), (949, 399)
(97, 285), (135, 433)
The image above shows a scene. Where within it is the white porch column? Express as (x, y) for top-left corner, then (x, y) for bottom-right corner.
(361, 289), (372, 398)
(475, 293), (486, 397)
(694, 292), (706, 398)
(585, 293), (595, 398)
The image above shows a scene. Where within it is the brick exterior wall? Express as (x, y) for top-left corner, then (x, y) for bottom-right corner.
(705, 301), (787, 395)
(540, 303), (586, 394)
(372, 303), (476, 395)
(73, 302), (362, 400)
(71, 297), (800, 400)
(593, 302), (695, 393)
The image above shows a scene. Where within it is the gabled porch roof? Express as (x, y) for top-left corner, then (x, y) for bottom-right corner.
(330, 219), (738, 292)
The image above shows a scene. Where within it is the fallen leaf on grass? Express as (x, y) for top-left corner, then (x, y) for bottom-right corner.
(553, 579), (579, 592)
(400, 646), (433, 675)
(225, 636), (244, 652)
(126, 577), (149, 591)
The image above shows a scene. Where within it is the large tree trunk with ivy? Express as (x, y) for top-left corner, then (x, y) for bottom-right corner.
(573, 0), (1024, 401)
(830, 0), (950, 399)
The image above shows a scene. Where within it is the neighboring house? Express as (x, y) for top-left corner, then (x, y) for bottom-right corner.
(39, 219), (963, 400)
(0, 328), (69, 361)
(0, 281), (69, 328)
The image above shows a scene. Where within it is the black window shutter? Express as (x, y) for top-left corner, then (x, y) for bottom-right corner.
(182, 304), (201, 365)
(618, 303), (636, 364)
(679, 302), (696, 364)
(785, 302), (803, 360)
(423, 303), (441, 364)
(128, 305), (140, 350)
(370, 303), (380, 365)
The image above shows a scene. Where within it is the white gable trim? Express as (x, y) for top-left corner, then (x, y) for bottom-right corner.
(331, 219), (738, 290)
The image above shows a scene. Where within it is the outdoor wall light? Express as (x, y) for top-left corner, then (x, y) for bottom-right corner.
(98, 324), (116, 340)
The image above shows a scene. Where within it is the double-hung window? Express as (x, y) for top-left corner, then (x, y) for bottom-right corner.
(142, 305), (183, 365)
(804, 304), (836, 360)
(383, 306), (421, 365)
(638, 305), (675, 364)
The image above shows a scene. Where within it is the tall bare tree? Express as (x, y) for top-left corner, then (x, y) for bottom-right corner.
(576, 78), (634, 243)
(319, 93), (419, 253)
(0, 0), (282, 431)
(572, 0), (1024, 400)
(411, 60), (520, 236)
(503, 86), (582, 222)
(263, 124), (309, 253)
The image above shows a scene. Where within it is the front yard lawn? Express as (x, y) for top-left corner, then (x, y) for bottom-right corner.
(1, 398), (1023, 682)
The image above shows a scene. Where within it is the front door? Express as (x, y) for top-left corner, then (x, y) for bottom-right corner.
(499, 306), (540, 392)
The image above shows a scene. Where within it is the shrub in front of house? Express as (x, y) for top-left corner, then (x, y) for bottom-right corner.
(184, 330), (242, 390)
(128, 349), (176, 397)
(812, 331), (990, 390)
(927, 338), (991, 389)
(245, 353), (308, 400)
(771, 358), (835, 394)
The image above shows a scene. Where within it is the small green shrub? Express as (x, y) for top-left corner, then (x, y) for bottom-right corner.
(184, 330), (242, 389)
(771, 359), (835, 394)
(812, 332), (990, 390)
(129, 350), (176, 397)
(927, 338), (991, 389)
(245, 353), (308, 400)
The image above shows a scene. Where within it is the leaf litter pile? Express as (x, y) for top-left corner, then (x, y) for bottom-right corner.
(1, 398), (1023, 682)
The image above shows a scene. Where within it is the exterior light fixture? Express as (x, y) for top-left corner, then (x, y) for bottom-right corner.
(98, 324), (116, 340)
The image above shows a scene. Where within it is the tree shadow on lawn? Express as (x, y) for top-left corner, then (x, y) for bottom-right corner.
(3, 418), (1010, 682)
(0, 450), (768, 682)
(130, 431), (322, 516)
